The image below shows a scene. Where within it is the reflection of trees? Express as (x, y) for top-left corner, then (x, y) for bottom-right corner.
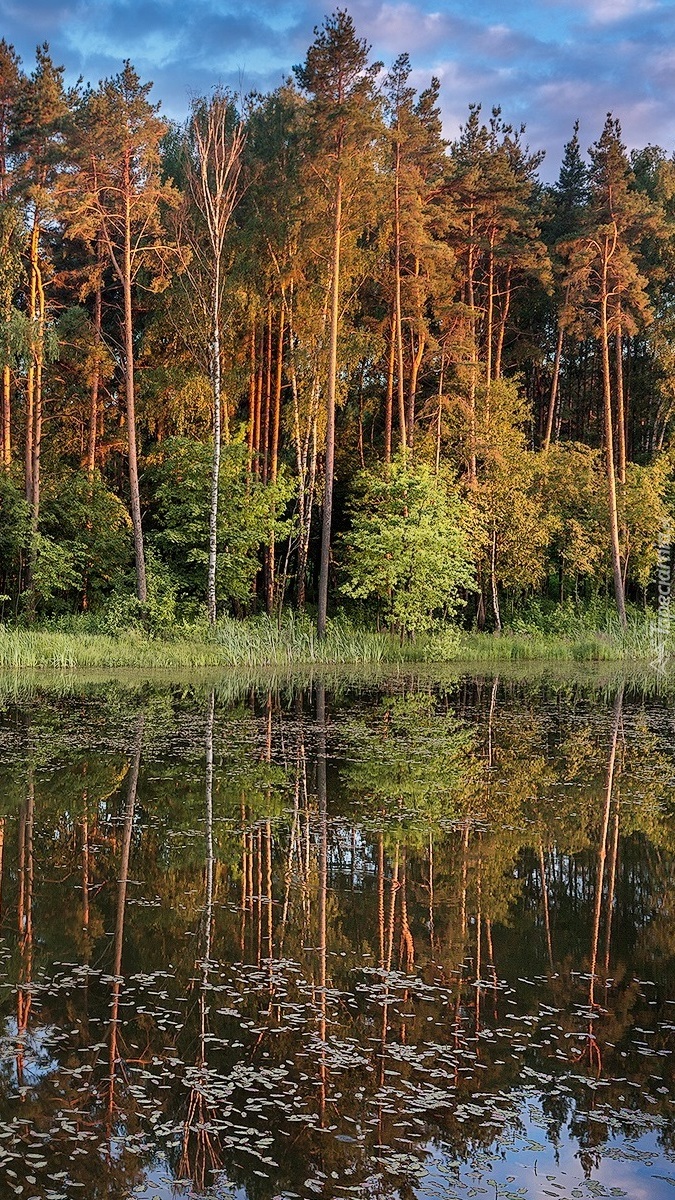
(16, 773), (34, 1090)
(107, 711), (143, 1126)
(0, 677), (673, 1198)
(179, 689), (221, 1191)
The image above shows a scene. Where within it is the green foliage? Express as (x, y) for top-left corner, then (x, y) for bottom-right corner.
(340, 457), (475, 635)
(0, 473), (30, 612)
(27, 533), (81, 610)
(38, 469), (133, 610)
(147, 437), (294, 612)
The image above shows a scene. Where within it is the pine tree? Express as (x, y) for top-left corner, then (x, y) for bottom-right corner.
(294, 10), (382, 637)
(562, 115), (654, 625)
(76, 63), (177, 602)
(11, 44), (72, 594)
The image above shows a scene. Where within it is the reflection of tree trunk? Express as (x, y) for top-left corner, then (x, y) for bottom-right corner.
(475, 864), (482, 1033)
(82, 803), (90, 936)
(108, 714), (143, 1124)
(538, 839), (554, 969)
(460, 824), (469, 945)
(487, 677), (498, 768)
(589, 685), (623, 1007)
(0, 816), (4, 920)
(16, 776), (35, 1089)
(179, 690), (220, 1191)
(428, 832), (435, 958)
(603, 802), (620, 980)
(256, 825), (263, 967)
(386, 842), (400, 973)
(316, 682), (328, 1123)
(399, 852), (414, 972)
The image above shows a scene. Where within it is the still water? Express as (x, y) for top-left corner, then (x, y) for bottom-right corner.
(0, 669), (674, 1200)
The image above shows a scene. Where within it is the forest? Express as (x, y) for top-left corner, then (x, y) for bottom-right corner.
(1, 9), (674, 643)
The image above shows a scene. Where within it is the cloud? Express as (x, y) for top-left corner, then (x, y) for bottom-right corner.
(0, 0), (673, 173)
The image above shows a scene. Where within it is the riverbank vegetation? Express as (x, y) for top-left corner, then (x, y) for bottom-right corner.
(0, 606), (669, 669)
(0, 14), (674, 648)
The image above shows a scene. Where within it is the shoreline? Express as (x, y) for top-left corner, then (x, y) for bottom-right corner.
(0, 616), (670, 671)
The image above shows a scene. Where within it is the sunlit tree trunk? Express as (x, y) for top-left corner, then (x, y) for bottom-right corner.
(318, 172), (342, 637)
(599, 232), (627, 627)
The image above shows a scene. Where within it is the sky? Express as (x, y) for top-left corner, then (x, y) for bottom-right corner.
(1, 0), (674, 178)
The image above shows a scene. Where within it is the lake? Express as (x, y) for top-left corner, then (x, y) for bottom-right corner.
(0, 667), (674, 1199)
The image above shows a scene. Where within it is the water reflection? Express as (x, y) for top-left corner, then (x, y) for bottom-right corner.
(0, 673), (673, 1199)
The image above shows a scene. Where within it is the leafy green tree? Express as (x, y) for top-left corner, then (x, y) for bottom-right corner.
(340, 456), (474, 635)
(0, 470), (29, 613)
(147, 437), (293, 611)
(469, 378), (551, 629)
(38, 468), (133, 611)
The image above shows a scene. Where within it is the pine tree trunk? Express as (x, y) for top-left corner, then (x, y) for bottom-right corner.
(407, 327), (425, 451)
(494, 265), (511, 381)
(123, 198), (147, 604)
(86, 275), (102, 479)
(543, 318), (564, 452)
(384, 308), (395, 464)
(615, 314), (626, 485)
(490, 524), (502, 633)
(394, 137), (407, 458)
(247, 321), (256, 475)
(467, 216), (477, 482)
(600, 248), (626, 627)
(486, 229), (495, 387)
(265, 303), (285, 615)
(317, 173), (342, 638)
(2, 364), (10, 470)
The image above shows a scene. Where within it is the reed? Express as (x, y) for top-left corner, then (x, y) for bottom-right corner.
(0, 610), (669, 670)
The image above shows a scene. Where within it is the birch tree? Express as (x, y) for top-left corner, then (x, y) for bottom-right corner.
(183, 92), (245, 624)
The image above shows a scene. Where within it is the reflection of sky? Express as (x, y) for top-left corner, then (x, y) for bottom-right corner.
(1, 1017), (59, 1085)
(421, 1093), (675, 1200)
(95, 1089), (675, 1199)
(1, 0), (674, 176)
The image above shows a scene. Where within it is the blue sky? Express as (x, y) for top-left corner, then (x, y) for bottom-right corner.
(1, 0), (674, 177)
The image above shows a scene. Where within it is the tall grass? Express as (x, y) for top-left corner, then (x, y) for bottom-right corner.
(458, 612), (672, 663)
(0, 614), (408, 670)
(0, 609), (670, 671)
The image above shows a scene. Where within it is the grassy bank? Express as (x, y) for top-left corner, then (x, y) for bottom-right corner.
(0, 611), (670, 670)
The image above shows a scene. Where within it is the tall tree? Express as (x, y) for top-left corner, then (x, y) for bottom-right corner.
(294, 10), (382, 637)
(182, 91), (246, 624)
(77, 63), (176, 602)
(0, 41), (23, 469)
(383, 56), (451, 453)
(563, 116), (654, 625)
(542, 121), (589, 451)
(12, 44), (71, 545)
